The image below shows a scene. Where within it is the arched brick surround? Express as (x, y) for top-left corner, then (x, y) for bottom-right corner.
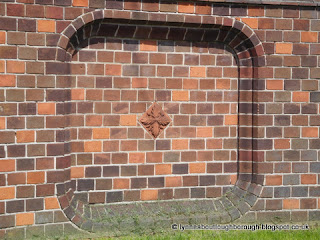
(46, 9), (266, 231)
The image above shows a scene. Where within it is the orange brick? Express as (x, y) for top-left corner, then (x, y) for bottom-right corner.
(302, 127), (319, 138)
(72, 0), (88, 7)
(71, 166), (84, 178)
(7, 61), (25, 73)
(230, 174), (237, 184)
(93, 128), (110, 139)
(301, 32), (318, 43)
(114, 178), (129, 189)
(0, 159), (15, 172)
(141, 189), (158, 201)
(155, 164), (172, 175)
(27, 171), (45, 184)
(132, 78), (147, 88)
(129, 153), (145, 163)
(225, 115), (238, 125)
(172, 139), (188, 150)
(120, 115), (137, 126)
(283, 199), (299, 209)
(241, 18), (258, 29)
(172, 91), (189, 101)
(266, 175), (282, 185)
(190, 67), (206, 77)
(216, 79), (231, 90)
(140, 40), (157, 51)
(293, 92), (309, 102)
(189, 163), (206, 173)
(165, 176), (182, 187)
(178, 2), (194, 13)
(183, 79), (198, 89)
(275, 43), (293, 54)
(105, 64), (121, 76)
(248, 6), (264, 16)
(266, 80), (283, 90)
(301, 174), (317, 184)
(45, 197), (60, 210)
(274, 139), (290, 149)
(38, 20), (55, 32)
(197, 127), (213, 138)
(71, 89), (85, 100)
(0, 60), (4, 72)
(0, 117), (5, 129)
(0, 187), (15, 200)
(0, 75), (16, 87)
(84, 141), (102, 152)
(16, 213), (34, 226)
(38, 103), (55, 115)
(0, 31), (6, 44)
(16, 130), (35, 143)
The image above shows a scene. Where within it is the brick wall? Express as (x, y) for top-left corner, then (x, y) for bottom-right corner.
(0, 0), (320, 238)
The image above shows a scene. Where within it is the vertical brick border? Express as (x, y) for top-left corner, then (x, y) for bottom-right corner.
(49, 9), (266, 231)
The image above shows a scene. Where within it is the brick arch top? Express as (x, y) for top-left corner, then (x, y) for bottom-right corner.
(56, 9), (265, 69)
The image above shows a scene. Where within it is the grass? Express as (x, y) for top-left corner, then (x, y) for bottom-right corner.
(79, 224), (319, 240)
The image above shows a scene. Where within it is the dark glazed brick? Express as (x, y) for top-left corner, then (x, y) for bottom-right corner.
(6, 200), (24, 213)
(148, 177), (165, 188)
(103, 166), (119, 177)
(77, 179), (94, 191)
(191, 188), (205, 198)
(8, 145), (25, 158)
(310, 187), (320, 196)
(90, 0), (106, 8)
(35, 212), (53, 224)
(164, 152), (180, 162)
(0, 215), (15, 228)
(172, 164), (188, 174)
(131, 178), (147, 189)
(26, 198), (44, 211)
(292, 186), (308, 197)
(96, 179), (112, 190)
(200, 176), (215, 186)
(121, 165), (136, 176)
(284, 151), (300, 161)
(156, 140), (170, 150)
(274, 187), (290, 198)
(85, 167), (101, 178)
(107, 191), (123, 203)
(310, 163), (320, 173)
(0, 17), (16, 31)
(310, 92), (320, 102)
(158, 189), (173, 200)
(124, 190), (140, 201)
